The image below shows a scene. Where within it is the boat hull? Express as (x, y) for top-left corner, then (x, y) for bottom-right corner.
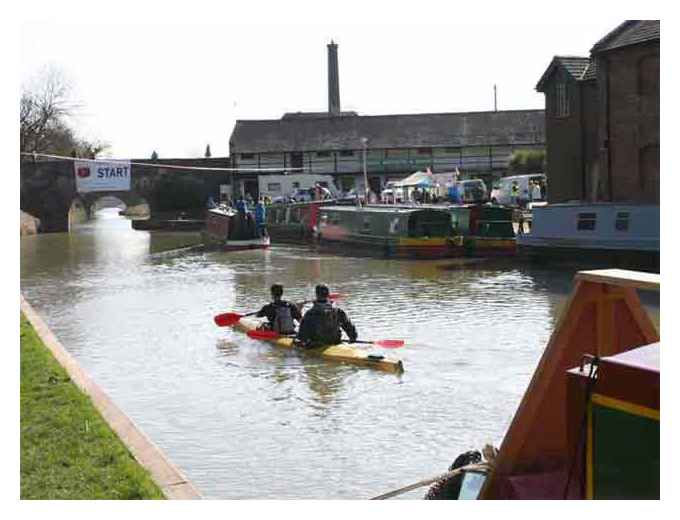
(232, 318), (404, 374)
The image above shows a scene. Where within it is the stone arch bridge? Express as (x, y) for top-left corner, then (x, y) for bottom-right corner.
(20, 158), (231, 232)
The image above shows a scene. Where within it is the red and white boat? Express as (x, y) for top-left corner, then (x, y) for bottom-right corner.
(202, 206), (270, 251)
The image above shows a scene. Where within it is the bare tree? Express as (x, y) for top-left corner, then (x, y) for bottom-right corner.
(20, 65), (108, 158)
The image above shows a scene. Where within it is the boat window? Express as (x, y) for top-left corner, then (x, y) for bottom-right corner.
(615, 212), (630, 231)
(339, 150), (354, 157)
(289, 208), (301, 224)
(292, 182), (300, 189)
(267, 183), (281, 192)
(577, 212), (597, 231)
(316, 151), (331, 158)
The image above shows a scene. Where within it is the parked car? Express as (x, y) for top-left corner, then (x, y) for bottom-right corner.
(451, 179), (488, 204)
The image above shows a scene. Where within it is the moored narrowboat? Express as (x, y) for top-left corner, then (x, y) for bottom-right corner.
(265, 200), (330, 243)
(448, 204), (516, 256)
(517, 203), (659, 270)
(202, 206), (270, 251)
(316, 205), (463, 259)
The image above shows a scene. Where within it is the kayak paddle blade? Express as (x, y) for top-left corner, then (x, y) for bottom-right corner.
(374, 339), (405, 349)
(214, 313), (243, 327)
(247, 329), (282, 340)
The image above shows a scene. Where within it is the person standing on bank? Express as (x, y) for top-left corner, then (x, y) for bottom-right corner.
(256, 284), (302, 335)
(296, 285), (357, 348)
(255, 198), (267, 237)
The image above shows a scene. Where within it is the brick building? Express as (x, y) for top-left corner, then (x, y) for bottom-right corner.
(536, 20), (659, 204)
(228, 41), (545, 200)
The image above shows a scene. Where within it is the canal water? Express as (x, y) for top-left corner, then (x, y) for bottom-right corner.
(20, 208), (659, 499)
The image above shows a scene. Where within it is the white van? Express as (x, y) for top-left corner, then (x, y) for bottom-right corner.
(258, 173), (339, 202)
(491, 174), (546, 207)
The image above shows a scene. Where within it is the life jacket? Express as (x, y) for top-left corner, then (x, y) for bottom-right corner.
(273, 303), (296, 335)
(310, 302), (340, 345)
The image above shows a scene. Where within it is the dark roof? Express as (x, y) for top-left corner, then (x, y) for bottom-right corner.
(229, 110), (545, 153)
(591, 20), (660, 54)
(536, 56), (592, 91)
(580, 60), (597, 81)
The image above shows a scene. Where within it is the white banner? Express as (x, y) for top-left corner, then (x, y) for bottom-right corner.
(74, 160), (131, 193)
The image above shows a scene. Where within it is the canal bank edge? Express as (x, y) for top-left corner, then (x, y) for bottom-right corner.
(20, 295), (201, 500)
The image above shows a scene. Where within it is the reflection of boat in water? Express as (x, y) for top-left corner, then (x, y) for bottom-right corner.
(202, 206), (270, 251)
(232, 317), (403, 374)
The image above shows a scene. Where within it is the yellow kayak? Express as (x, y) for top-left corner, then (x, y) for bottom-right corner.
(233, 318), (404, 374)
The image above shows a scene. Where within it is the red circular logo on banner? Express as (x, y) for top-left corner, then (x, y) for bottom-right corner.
(77, 167), (91, 178)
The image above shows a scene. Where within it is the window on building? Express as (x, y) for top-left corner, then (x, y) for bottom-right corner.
(290, 152), (303, 169)
(316, 151), (331, 158)
(577, 212), (597, 231)
(241, 153), (255, 160)
(555, 83), (570, 117)
(267, 183), (281, 192)
(339, 150), (354, 157)
(417, 147), (432, 155)
(615, 212), (630, 231)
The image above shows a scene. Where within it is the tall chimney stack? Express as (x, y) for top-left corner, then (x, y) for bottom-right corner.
(327, 40), (340, 115)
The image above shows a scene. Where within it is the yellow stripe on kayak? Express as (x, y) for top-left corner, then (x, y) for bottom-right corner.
(233, 318), (404, 374)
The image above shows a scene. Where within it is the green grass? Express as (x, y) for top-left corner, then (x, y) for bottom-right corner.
(20, 314), (165, 499)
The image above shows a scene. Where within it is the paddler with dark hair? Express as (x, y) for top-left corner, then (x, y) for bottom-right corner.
(296, 284), (357, 348)
(256, 284), (302, 335)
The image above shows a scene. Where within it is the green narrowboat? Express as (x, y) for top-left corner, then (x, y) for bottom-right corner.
(265, 200), (330, 243)
(448, 204), (516, 256)
(316, 205), (462, 258)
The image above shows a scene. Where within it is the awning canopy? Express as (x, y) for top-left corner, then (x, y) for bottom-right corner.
(392, 171), (433, 188)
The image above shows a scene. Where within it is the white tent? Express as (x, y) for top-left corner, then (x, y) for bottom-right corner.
(392, 171), (433, 188)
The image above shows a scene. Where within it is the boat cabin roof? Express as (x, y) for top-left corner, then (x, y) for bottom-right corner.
(320, 205), (448, 215)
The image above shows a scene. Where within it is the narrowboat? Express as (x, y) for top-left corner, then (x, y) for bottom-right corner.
(316, 205), (462, 259)
(202, 206), (270, 251)
(448, 204), (516, 256)
(518, 203), (659, 270)
(265, 200), (330, 243)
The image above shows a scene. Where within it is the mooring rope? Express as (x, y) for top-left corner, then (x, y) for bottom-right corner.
(369, 462), (489, 500)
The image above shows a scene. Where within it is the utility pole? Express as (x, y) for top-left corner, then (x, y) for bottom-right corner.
(361, 137), (369, 203)
(494, 84), (498, 112)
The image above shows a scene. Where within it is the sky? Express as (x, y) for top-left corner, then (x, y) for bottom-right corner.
(20, 21), (620, 159)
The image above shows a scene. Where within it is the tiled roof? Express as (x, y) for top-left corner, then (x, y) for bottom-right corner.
(535, 56), (592, 91)
(591, 20), (660, 54)
(229, 110), (545, 153)
(580, 60), (597, 81)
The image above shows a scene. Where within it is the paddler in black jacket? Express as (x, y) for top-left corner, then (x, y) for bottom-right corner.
(256, 284), (302, 335)
(296, 284), (357, 348)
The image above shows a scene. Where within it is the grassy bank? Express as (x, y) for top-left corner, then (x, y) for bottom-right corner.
(20, 314), (164, 499)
